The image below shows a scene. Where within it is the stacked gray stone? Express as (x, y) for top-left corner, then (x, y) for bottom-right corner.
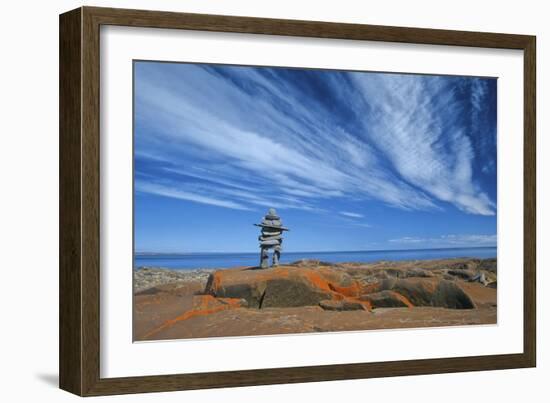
(254, 208), (289, 269)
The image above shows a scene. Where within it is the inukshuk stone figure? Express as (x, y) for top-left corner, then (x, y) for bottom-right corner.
(254, 208), (289, 269)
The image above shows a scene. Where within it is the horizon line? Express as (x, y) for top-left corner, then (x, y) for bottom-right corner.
(135, 245), (497, 256)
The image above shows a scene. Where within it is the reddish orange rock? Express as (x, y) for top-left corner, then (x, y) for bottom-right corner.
(203, 265), (476, 311)
(142, 295), (246, 339)
(205, 265), (363, 308)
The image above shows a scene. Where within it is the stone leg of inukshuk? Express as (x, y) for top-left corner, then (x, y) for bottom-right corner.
(260, 247), (270, 269)
(272, 245), (281, 266)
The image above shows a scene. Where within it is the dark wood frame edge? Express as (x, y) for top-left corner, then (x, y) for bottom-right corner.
(59, 6), (536, 396)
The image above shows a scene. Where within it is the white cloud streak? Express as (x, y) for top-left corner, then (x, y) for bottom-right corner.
(339, 211), (364, 218)
(135, 181), (253, 211)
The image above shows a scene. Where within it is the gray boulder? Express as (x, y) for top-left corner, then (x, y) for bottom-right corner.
(261, 279), (333, 308)
(432, 280), (476, 309)
(377, 278), (476, 309)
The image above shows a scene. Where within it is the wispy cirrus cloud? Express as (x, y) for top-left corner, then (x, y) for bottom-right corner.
(135, 181), (253, 211)
(350, 74), (495, 215)
(134, 62), (496, 218)
(389, 234), (497, 247)
(339, 211), (364, 218)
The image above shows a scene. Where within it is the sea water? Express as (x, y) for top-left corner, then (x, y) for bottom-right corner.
(134, 247), (496, 270)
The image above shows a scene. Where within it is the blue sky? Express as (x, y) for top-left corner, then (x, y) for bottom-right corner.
(134, 61), (497, 253)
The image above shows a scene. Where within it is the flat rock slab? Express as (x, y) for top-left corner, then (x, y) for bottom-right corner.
(319, 299), (367, 311)
(140, 295), (247, 340)
(254, 223), (289, 231)
(136, 305), (497, 341)
(261, 230), (282, 236)
(260, 239), (282, 246)
(259, 234), (282, 241)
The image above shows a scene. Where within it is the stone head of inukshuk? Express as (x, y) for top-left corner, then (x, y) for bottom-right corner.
(254, 208), (289, 269)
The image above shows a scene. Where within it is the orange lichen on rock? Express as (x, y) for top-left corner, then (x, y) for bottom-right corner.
(192, 294), (245, 310)
(142, 295), (245, 340)
(301, 270), (333, 293)
(389, 292), (413, 308)
(328, 282), (362, 297)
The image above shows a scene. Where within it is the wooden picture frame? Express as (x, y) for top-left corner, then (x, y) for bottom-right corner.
(59, 6), (536, 396)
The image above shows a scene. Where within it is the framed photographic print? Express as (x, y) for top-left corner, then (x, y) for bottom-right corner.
(59, 6), (536, 396)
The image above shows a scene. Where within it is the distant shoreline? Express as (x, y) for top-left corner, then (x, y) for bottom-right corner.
(135, 245), (497, 256)
(134, 247), (497, 271)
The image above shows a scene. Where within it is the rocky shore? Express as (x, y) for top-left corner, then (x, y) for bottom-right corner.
(134, 258), (497, 341)
(134, 267), (216, 293)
